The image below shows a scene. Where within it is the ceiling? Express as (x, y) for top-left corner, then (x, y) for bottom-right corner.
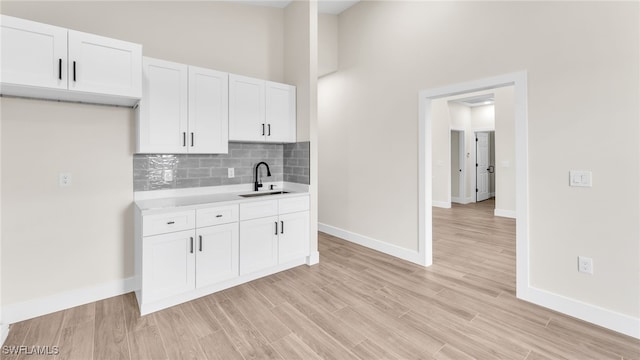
(450, 94), (495, 107)
(225, 0), (360, 14)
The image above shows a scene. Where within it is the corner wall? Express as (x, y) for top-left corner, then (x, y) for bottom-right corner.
(284, 0), (319, 264)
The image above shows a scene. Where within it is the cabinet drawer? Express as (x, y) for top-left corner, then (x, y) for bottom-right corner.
(279, 196), (310, 214)
(143, 210), (195, 236)
(240, 200), (278, 220)
(197, 205), (239, 227)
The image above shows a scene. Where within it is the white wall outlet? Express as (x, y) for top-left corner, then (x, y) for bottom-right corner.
(570, 170), (592, 187)
(228, 168), (235, 178)
(59, 173), (72, 187)
(163, 170), (173, 182)
(578, 256), (593, 274)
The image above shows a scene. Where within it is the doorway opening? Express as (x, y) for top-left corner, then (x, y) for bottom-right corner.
(417, 71), (529, 301)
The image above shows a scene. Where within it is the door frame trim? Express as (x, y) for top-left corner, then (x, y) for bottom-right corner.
(449, 129), (466, 204)
(417, 71), (529, 300)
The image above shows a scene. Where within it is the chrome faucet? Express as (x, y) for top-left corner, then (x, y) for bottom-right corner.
(254, 162), (271, 191)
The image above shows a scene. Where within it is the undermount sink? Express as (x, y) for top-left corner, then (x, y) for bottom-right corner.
(239, 191), (290, 198)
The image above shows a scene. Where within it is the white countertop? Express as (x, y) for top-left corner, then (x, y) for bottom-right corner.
(134, 182), (309, 214)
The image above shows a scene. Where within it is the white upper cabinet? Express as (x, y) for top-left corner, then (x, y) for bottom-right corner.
(67, 30), (142, 98)
(0, 15), (142, 106)
(188, 66), (229, 154)
(138, 58), (189, 154)
(229, 74), (296, 143)
(0, 15), (67, 90)
(229, 74), (266, 142)
(137, 57), (229, 154)
(265, 81), (296, 143)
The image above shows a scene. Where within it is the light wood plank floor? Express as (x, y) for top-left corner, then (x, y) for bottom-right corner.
(4, 200), (639, 359)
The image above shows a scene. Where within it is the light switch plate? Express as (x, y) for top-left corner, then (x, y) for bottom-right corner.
(228, 168), (235, 178)
(569, 170), (592, 187)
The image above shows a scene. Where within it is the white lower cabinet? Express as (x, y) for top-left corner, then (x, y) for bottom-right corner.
(239, 216), (279, 275)
(239, 196), (310, 275)
(196, 223), (239, 288)
(142, 229), (195, 303)
(278, 211), (310, 264)
(135, 194), (310, 315)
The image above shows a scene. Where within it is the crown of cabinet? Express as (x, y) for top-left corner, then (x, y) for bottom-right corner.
(0, 15), (142, 106)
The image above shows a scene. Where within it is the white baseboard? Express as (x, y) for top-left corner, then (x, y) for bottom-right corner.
(1, 322), (8, 346)
(432, 200), (451, 208)
(318, 223), (422, 266)
(3, 277), (136, 325)
(494, 208), (516, 218)
(451, 197), (475, 204)
(521, 286), (640, 339)
(306, 250), (320, 265)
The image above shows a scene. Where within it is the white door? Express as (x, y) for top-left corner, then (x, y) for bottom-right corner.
(229, 74), (265, 142)
(0, 15), (67, 90)
(138, 57), (189, 153)
(265, 81), (296, 143)
(196, 223), (239, 288)
(67, 30), (142, 97)
(476, 132), (490, 202)
(188, 66), (229, 154)
(142, 230), (195, 303)
(278, 211), (309, 264)
(239, 216), (278, 275)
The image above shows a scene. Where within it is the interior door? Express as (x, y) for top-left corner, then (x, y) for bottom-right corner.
(476, 132), (490, 202)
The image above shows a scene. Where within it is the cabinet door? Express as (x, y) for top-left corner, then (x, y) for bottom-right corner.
(265, 81), (296, 143)
(278, 211), (309, 264)
(142, 230), (195, 303)
(188, 66), (229, 154)
(196, 223), (239, 288)
(67, 30), (142, 98)
(239, 216), (278, 275)
(0, 15), (67, 90)
(229, 74), (265, 142)
(138, 57), (189, 153)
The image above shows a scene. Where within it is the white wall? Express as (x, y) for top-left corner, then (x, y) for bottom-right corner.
(2, 98), (134, 306)
(448, 102), (473, 201)
(431, 99), (451, 207)
(284, 0), (319, 263)
(494, 86), (516, 215)
(0, 1), (290, 318)
(471, 104), (495, 130)
(318, 13), (338, 77)
(318, 1), (639, 320)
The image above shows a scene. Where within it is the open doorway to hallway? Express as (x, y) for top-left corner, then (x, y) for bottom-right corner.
(431, 86), (515, 218)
